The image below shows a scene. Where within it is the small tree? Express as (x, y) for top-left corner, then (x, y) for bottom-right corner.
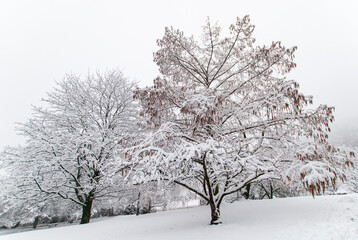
(19, 69), (138, 224)
(334, 145), (358, 193)
(132, 17), (353, 224)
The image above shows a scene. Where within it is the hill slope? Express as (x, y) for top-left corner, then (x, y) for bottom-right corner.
(2, 194), (358, 240)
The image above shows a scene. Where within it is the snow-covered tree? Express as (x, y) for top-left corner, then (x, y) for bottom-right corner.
(334, 145), (358, 193)
(0, 146), (77, 228)
(131, 17), (353, 224)
(18, 69), (138, 224)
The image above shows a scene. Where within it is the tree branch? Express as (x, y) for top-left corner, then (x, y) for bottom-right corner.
(34, 178), (86, 206)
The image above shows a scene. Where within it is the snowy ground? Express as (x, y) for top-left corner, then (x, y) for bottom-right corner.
(2, 194), (358, 240)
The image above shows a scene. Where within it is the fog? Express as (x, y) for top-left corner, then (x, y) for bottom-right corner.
(0, 0), (357, 149)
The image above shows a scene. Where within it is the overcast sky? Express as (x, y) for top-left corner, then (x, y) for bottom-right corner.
(0, 0), (357, 150)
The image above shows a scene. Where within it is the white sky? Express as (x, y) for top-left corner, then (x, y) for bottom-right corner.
(0, 0), (357, 149)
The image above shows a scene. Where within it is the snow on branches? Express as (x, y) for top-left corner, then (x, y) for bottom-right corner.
(132, 16), (353, 224)
(18, 69), (139, 224)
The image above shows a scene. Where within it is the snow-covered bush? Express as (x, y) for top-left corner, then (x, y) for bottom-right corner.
(0, 147), (79, 228)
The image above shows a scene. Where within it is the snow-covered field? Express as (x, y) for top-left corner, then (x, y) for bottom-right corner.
(2, 194), (358, 240)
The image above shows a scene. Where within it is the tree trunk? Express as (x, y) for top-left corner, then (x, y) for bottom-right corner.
(136, 192), (141, 216)
(201, 153), (222, 225)
(210, 203), (222, 225)
(148, 198), (152, 213)
(243, 183), (251, 199)
(80, 197), (93, 224)
(33, 216), (39, 229)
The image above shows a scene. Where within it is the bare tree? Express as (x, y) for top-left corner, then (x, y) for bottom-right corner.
(131, 17), (353, 224)
(18, 69), (138, 224)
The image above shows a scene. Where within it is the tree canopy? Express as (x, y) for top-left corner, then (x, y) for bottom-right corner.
(132, 16), (353, 224)
(18, 69), (138, 224)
